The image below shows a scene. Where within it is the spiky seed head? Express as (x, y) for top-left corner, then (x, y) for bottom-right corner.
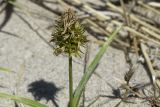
(50, 9), (87, 57)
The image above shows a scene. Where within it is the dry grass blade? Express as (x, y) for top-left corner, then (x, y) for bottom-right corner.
(72, 0), (111, 21)
(85, 19), (130, 47)
(147, 1), (160, 8)
(120, 0), (130, 26)
(133, 3), (160, 25)
(138, 1), (160, 15)
(106, 2), (160, 34)
(140, 42), (159, 89)
(141, 27), (160, 41)
(112, 20), (160, 46)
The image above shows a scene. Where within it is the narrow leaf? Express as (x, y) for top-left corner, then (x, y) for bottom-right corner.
(8, 0), (23, 9)
(73, 25), (123, 107)
(0, 92), (48, 107)
(0, 67), (11, 73)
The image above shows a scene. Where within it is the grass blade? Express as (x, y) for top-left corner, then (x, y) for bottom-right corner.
(73, 25), (123, 107)
(0, 92), (48, 107)
(0, 67), (11, 73)
(8, 0), (23, 9)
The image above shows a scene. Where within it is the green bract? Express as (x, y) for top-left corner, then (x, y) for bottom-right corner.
(50, 9), (87, 57)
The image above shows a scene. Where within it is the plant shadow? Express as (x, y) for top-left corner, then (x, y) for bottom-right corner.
(28, 79), (62, 107)
(0, 1), (14, 30)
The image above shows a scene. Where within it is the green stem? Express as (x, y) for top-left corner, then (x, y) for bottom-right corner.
(69, 56), (73, 107)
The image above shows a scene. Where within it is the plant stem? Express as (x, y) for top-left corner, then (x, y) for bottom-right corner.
(69, 55), (73, 107)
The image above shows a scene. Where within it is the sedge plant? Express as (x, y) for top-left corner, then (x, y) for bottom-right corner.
(51, 8), (123, 107)
(50, 9), (87, 107)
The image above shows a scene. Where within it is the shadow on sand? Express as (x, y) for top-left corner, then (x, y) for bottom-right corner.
(28, 79), (62, 107)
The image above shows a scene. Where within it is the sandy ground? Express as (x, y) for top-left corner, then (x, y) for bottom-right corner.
(0, 0), (152, 107)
